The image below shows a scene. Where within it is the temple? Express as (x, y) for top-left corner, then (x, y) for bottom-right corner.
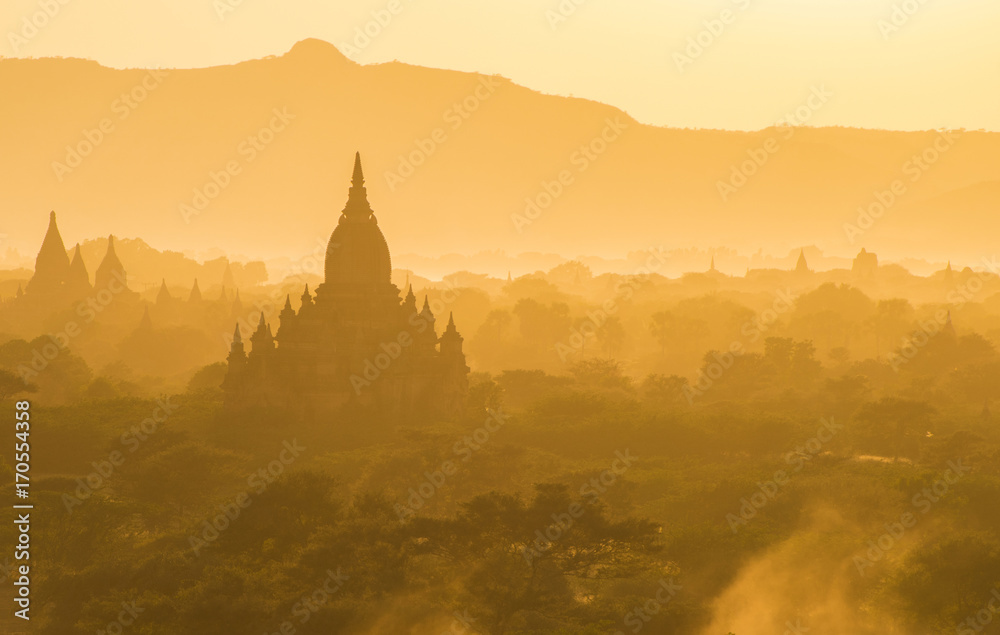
(222, 153), (470, 415)
(20, 212), (134, 306)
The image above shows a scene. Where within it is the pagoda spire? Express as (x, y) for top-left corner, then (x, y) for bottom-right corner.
(278, 293), (297, 335)
(419, 295), (437, 322)
(27, 210), (72, 295)
(95, 235), (128, 292)
(68, 243), (91, 294)
(795, 249), (810, 274)
(352, 151), (364, 187)
(250, 311), (274, 352)
(156, 279), (172, 304)
(137, 306), (153, 333)
(942, 310), (957, 339)
(188, 279), (202, 302)
(342, 152), (374, 220)
(402, 283), (417, 314)
(440, 311), (466, 359)
(223, 322), (247, 398)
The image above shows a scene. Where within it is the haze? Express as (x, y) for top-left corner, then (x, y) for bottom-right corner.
(2, 0), (998, 131)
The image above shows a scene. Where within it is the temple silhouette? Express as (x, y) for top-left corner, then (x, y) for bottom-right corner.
(222, 153), (470, 415)
(19, 211), (136, 306)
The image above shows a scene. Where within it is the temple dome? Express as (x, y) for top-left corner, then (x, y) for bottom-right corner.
(324, 153), (392, 287)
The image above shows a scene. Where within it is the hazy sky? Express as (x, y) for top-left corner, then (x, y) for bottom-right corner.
(3, 0), (998, 131)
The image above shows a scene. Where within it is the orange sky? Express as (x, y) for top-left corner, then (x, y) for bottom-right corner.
(3, 0), (998, 131)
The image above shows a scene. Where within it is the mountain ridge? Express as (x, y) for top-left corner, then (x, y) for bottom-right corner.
(0, 38), (997, 266)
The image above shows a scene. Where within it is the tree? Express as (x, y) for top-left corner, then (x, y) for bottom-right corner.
(116, 440), (244, 518)
(568, 358), (631, 391)
(641, 374), (690, 406)
(950, 361), (1000, 410)
(869, 298), (914, 359)
(409, 484), (661, 634)
(853, 397), (935, 461)
(571, 316), (595, 354)
(188, 362), (228, 394)
(0, 368), (37, 401)
(649, 311), (709, 357)
(649, 312), (675, 356)
(828, 346), (850, 366)
(596, 316), (625, 358)
(547, 261), (592, 287)
(0, 337), (92, 404)
(513, 299), (571, 349)
(762, 337), (820, 386)
(482, 309), (513, 345)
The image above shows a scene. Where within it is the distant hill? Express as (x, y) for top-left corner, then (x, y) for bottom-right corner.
(71, 237), (267, 294)
(0, 38), (997, 266)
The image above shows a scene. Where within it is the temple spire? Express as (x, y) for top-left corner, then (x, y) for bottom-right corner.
(250, 311), (274, 352)
(278, 294), (296, 336)
(342, 152), (374, 220)
(232, 323), (242, 343)
(68, 243), (91, 294)
(352, 151), (364, 187)
(156, 279), (172, 304)
(420, 295), (436, 323)
(95, 234), (128, 292)
(942, 309), (957, 339)
(138, 306), (153, 332)
(403, 284), (417, 314)
(27, 210), (71, 295)
(440, 310), (465, 359)
(795, 249), (810, 274)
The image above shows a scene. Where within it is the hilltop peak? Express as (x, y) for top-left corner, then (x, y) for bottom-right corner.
(284, 38), (355, 65)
